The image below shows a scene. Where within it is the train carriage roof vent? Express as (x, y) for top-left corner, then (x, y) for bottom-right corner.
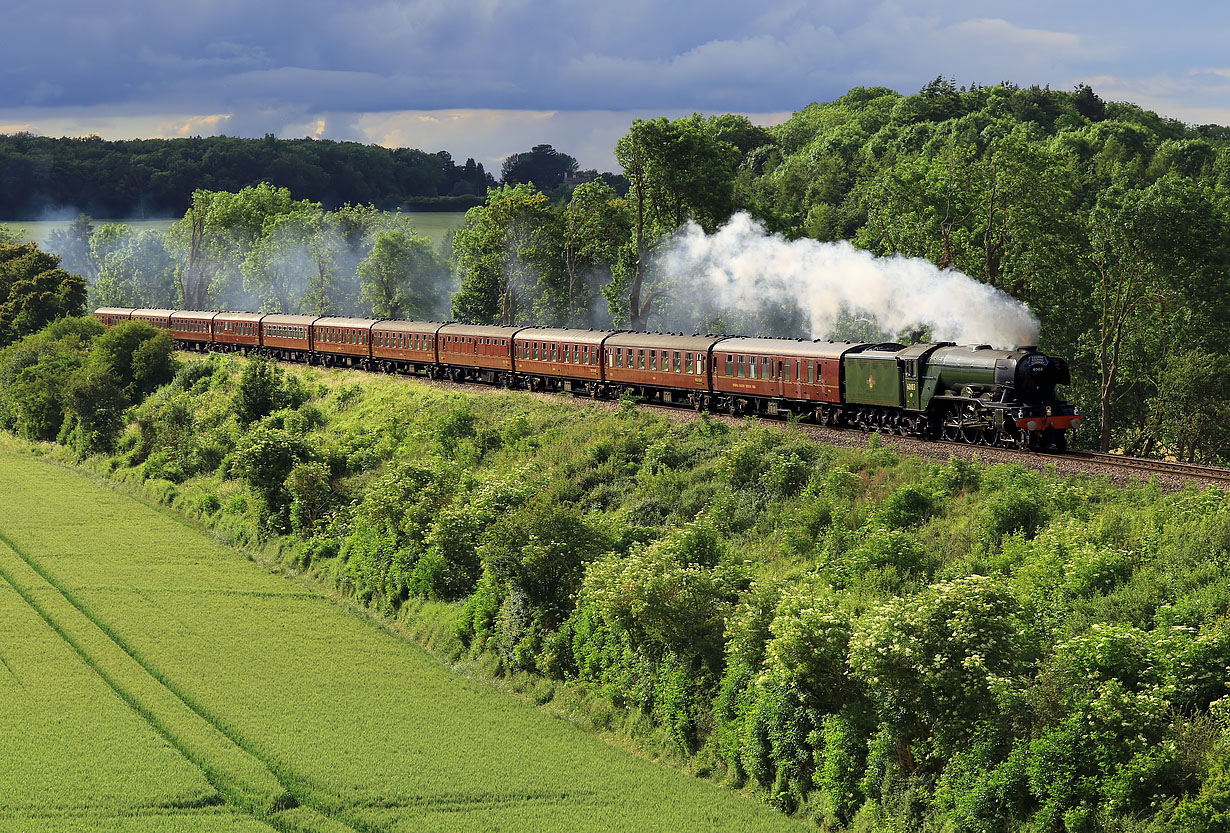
(974, 344), (992, 350)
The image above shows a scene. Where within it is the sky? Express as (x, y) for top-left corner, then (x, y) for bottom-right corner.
(2, 0), (1229, 171)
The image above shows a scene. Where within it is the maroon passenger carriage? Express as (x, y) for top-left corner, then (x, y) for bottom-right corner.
(212, 312), (264, 353)
(169, 310), (216, 351)
(131, 308), (175, 330)
(312, 317), (375, 367)
(260, 314), (317, 362)
(370, 320), (442, 374)
(711, 338), (864, 419)
(512, 328), (610, 393)
(94, 307), (135, 327)
(603, 332), (714, 406)
(436, 324), (519, 384)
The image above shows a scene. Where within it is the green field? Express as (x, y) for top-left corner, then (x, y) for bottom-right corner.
(0, 443), (804, 832)
(0, 212), (468, 250)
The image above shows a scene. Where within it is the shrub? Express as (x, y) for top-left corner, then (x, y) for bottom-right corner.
(230, 426), (312, 530)
(286, 461), (333, 534)
(879, 484), (937, 528)
(234, 358), (305, 425)
(849, 576), (1024, 752)
(981, 486), (1050, 546)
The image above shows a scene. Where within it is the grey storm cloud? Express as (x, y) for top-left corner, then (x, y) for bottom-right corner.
(2, 0), (1229, 166)
(0, 0), (1160, 113)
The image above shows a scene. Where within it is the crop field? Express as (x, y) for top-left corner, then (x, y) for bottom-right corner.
(0, 212), (467, 251)
(0, 444), (805, 832)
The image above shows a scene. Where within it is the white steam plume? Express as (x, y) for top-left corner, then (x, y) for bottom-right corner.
(655, 213), (1040, 349)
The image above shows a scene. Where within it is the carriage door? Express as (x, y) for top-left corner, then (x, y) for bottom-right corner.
(903, 359), (921, 410)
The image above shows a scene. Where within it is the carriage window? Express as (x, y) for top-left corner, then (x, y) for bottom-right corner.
(725, 355), (733, 376)
(737, 356), (746, 378)
(551, 343), (558, 361)
(685, 353), (694, 373)
(636, 349), (644, 369)
(582, 346), (590, 365)
(615, 349), (623, 368)
(533, 343), (539, 360)
(649, 350), (657, 370)
(784, 360), (792, 382)
(763, 356), (772, 378)
(808, 361), (815, 384)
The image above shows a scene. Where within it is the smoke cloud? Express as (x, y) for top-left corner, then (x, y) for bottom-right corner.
(654, 213), (1040, 349)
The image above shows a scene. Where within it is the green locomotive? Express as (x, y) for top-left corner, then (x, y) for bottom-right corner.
(841, 342), (1079, 450)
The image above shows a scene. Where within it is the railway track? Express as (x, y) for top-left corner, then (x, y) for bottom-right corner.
(229, 351), (1230, 487)
(1050, 450), (1230, 484)
(619, 392), (1230, 486)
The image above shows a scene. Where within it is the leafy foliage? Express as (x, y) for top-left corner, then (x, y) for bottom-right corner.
(0, 243), (87, 347)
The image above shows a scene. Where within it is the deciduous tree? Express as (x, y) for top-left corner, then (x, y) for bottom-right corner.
(614, 116), (740, 329)
(0, 243), (87, 347)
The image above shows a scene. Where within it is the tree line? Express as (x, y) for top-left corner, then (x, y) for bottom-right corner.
(0, 133), (496, 218)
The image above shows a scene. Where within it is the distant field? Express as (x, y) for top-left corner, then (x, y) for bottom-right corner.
(0, 442), (805, 833)
(0, 212), (468, 250)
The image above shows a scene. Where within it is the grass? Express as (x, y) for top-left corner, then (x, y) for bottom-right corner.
(0, 555), (216, 817)
(0, 443), (807, 832)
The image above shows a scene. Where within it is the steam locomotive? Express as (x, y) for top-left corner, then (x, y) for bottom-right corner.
(95, 307), (1082, 451)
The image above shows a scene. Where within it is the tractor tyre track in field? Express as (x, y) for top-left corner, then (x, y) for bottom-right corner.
(0, 530), (374, 833)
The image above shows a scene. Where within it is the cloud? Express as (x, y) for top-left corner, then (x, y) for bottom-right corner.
(0, 0), (1226, 162)
(155, 113), (232, 138)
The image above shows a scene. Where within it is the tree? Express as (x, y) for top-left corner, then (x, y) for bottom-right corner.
(93, 229), (178, 308)
(357, 227), (448, 319)
(45, 215), (97, 280)
(560, 180), (632, 326)
(241, 207), (322, 313)
(0, 243), (87, 347)
(614, 115), (741, 329)
(234, 357), (305, 425)
(451, 184), (562, 325)
(1146, 350), (1230, 463)
(1083, 177), (1228, 451)
(87, 319), (177, 402)
(856, 130), (1077, 297)
(166, 183), (319, 309)
(306, 203), (389, 316)
(500, 144), (579, 191)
